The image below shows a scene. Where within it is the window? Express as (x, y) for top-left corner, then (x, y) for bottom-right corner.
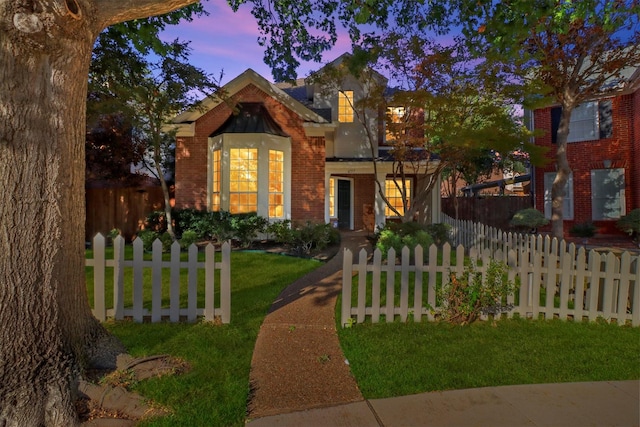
(567, 101), (597, 142)
(591, 168), (625, 220)
(338, 91), (354, 123)
(211, 149), (221, 211)
(385, 107), (405, 142)
(385, 178), (411, 217)
(551, 100), (612, 143)
(229, 148), (258, 213)
(269, 150), (284, 218)
(329, 177), (335, 217)
(543, 172), (573, 220)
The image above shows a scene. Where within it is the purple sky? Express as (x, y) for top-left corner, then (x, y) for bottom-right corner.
(161, 1), (353, 84)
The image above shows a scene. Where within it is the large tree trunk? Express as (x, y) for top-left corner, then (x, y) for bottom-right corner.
(550, 104), (574, 240)
(0, 1), (196, 425)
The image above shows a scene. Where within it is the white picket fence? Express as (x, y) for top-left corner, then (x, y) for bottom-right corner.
(85, 234), (231, 323)
(341, 242), (640, 327)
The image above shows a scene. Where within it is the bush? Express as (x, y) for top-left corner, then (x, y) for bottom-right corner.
(617, 209), (640, 236)
(375, 223), (433, 263)
(437, 259), (516, 325)
(268, 221), (339, 255)
(231, 213), (269, 248)
(266, 220), (295, 244)
(135, 229), (158, 252)
(424, 223), (451, 246)
(510, 208), (549, 231)
(570, 222), (597, 238)
(180, 230), (199, 249)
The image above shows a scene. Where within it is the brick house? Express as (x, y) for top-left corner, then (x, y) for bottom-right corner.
(169, 58), (441, 231)
(530, 65), (639, 236)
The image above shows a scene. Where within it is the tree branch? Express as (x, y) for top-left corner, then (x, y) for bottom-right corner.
(93, 0), (199, 29)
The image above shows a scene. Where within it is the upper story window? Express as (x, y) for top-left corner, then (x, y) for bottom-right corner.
(591, 168), (625, 220)
(338, 91), (354, 123)
(551, 100), (612, 143)
(385, 107), (405, 143)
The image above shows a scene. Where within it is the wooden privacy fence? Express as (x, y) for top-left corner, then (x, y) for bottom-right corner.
(85, 234), (231, 323)
(341, 243), (639, 327)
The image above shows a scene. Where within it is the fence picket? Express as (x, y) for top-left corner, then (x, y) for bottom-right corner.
(92, 234), (106, 322)
(413, 245), (424, 323)
(385, 248), (396, 322)
(187, 244), (198, 322)
(132, 237), (144, 322)
(341, 248), (353, 327)
(357, 248), (368, 324)
(399, 247), (410, 322)
(113, 236), (125, 320)
(371, 249), (382, 323)
(204, 244), (216, 321)
(220, 242), (231, 324)
(169, 242), (181, 322)
(587, 250), (601, 322)
(151, 239), (163, 322)
(427, 244), (438, 321)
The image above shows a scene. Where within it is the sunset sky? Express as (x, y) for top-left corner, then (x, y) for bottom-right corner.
(161, 1), (353, 84)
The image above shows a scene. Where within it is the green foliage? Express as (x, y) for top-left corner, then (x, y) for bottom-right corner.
(135, 229), (158, 252)
(375, 223), (434, 263)
(570, 222), (597, 238)
(617, 209), (640, 236)
(179, 230), (199, 250)
(438, 260), (516, 325)
(267, 220), (339, 255)
(231, 213), (269, 248)
(510, 208), (549, 230)
(423, 223), (451, 246)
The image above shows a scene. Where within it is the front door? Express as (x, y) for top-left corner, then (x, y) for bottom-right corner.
(337, 179), (351, 229)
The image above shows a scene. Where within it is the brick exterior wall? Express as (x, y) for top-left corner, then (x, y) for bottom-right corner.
(174, 84), (326, 223)
(533, 90), (639, 236)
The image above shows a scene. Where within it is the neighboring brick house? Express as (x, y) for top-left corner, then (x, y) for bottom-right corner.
(530, 65), (639, 236)
(169, 57), (441, 231)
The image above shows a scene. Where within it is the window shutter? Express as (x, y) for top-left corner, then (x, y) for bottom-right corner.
(598, 100), (613, 139)
(551, 107), (562, 144)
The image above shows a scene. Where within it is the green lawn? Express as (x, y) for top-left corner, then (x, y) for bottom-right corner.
(91, 249), (321, 427)
(337, 317), (640, 399)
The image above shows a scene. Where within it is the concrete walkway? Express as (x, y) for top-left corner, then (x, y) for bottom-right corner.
(247, 230), (640, 426)
(249, 380), (640, 426)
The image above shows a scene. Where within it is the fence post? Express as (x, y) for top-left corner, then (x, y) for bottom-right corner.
(170, 241), (181, 322)
(132, 237), (144, 322)
(151, 239), (163, 322)
(93, 234), (106, 322)
(204, 243), (216, 322)
(341, 248), (353, 327)
(220, 242), (231, 324)
(187, 244), (198, 322)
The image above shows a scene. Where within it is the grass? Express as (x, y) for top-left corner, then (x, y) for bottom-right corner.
(89, 249), (321, 427)
(337, 317), (640, 399)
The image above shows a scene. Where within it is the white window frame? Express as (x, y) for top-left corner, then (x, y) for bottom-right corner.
(567, 101), (598, 143)
(544, 172), (574, 220)
(591, 168), (625, 220)
(338, 90), (354, 123)
(209, 134), (291, 220)
(385, 178), (411, 218)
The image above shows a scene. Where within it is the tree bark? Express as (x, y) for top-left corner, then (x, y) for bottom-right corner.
(550, 104), (574, 240)
(0, 1), (196, 425)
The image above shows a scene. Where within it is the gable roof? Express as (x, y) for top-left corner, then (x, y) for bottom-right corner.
(211, 102), (289, 137)
(169, 68), (330, 136)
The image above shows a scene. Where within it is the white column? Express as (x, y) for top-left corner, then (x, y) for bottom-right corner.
(374, 172), (387, 231)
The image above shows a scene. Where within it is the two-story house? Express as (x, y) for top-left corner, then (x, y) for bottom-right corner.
(168, 56), (441, 231)
(530, 65), (639, 236)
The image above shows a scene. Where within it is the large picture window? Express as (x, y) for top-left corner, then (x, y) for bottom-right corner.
(338, 91), (354, 123)
(209, 134), (291, 220)
(385, 178), (411, 217)
(591, 168), (625, 220)
(544, 172), (573, 220)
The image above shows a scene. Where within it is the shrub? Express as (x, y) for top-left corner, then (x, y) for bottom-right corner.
(617, 209), (640, 236)
(510, 208), (549, 231)
(424, 223), (451, 246)
(375, 224), (433, 263)
(159, 232), (174, 252)
(180, 230), (199, 249)
(266, 220), (295, 244)
(144, 210), (167, 232)
(570, 222), (597, 238)
(230, 213), (269, 248)
(135, 229), (158, 252)
(437, 259), (516, 325)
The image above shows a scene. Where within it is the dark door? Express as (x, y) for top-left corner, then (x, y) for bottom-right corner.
(337, 180), (351, 229)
